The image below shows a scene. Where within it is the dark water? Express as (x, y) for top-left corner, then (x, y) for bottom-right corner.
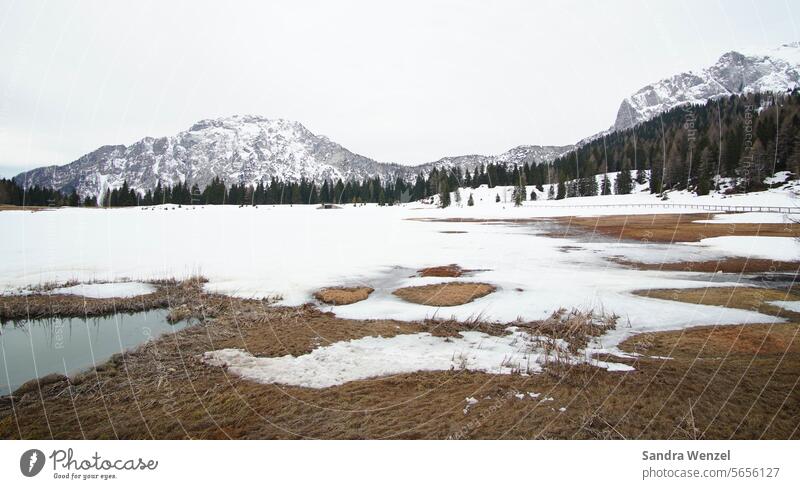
(0, 310), (192, 396)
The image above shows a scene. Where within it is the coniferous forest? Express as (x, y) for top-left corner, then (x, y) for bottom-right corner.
(2, 90), (799, 208)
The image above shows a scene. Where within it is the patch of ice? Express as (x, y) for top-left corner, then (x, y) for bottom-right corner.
(693, 212), (793, 224)
(696, 236), (800, 261)
(768, 300), (800, 313)
(50, 282), (156, 299)
(202, 330), (632, 389)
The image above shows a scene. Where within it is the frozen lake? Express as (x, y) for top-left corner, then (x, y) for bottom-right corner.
(0, 201), (791, 350)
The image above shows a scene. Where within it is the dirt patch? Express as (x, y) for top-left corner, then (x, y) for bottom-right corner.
(418, 264), (464, 277)
(613, 257), (800, 274)
(393, 282), (495, 306)
(552, 213), (800, 243)
(314, 287), (374, 305)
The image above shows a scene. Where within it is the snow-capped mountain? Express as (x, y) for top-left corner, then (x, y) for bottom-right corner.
(14, 115), (571, 196)
(416, 144), (573, 176)
(613, 42), (800, 131)
(15, 116), (408, 197)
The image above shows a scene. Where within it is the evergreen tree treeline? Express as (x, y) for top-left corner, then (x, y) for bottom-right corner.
(550, 90), (800, 194)
(3, 90), (799, 208)
(0, 178), (96, 207)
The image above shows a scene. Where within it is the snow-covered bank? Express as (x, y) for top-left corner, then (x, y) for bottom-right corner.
(441, 179), (799, 216)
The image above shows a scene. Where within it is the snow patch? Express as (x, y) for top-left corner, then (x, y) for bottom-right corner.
(696, 236), (800, 262)
(768, 300), (800, 313)
(202, 329), (632, 389)
(693, 212), (793, 224)
(50, 282), (156, 298)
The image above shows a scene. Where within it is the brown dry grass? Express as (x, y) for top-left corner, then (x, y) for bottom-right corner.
(0, 278), (220, 323)
(613, 257), (800, 274)
(393, 282), (495, 306)
(635, 286), (800, 322)
(1, 292), (797, 439)
(314, 287), (374, 305)
(553, 213), (800, 243)
(0, 204), (49, 212)
(621, 322), (800, 357)
(418, 264), (464, 277)
(523, 308), (618, 352)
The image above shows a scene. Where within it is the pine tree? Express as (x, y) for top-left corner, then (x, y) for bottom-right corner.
(438, 172), (451, 208)
(547, 184), (555, 200)
(696, 147), (714, 196)
(556, 179), (566, 200)
(601, 174), (612, 195)
(495, 193), (500, 203)
(614, 164), (633, 195)
(636, 168), (647, 185)
(291, 183), (302, 204)
(467, 193), (474, 206)
(737, 141), (767, 192)
(512, 172), (526, 207)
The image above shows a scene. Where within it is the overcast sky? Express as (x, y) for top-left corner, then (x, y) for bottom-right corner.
(0, 0), (798, 176)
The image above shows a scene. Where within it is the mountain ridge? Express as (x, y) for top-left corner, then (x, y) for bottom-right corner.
(612, 42), (800, 132)
(14, 115), (573, 197)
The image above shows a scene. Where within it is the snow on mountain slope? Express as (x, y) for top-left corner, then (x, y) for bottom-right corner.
(15, 116), (413, 197)
(613, 42), (800, 131)
(413, 144), (573, 176)
(14, 116), (571, 197)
